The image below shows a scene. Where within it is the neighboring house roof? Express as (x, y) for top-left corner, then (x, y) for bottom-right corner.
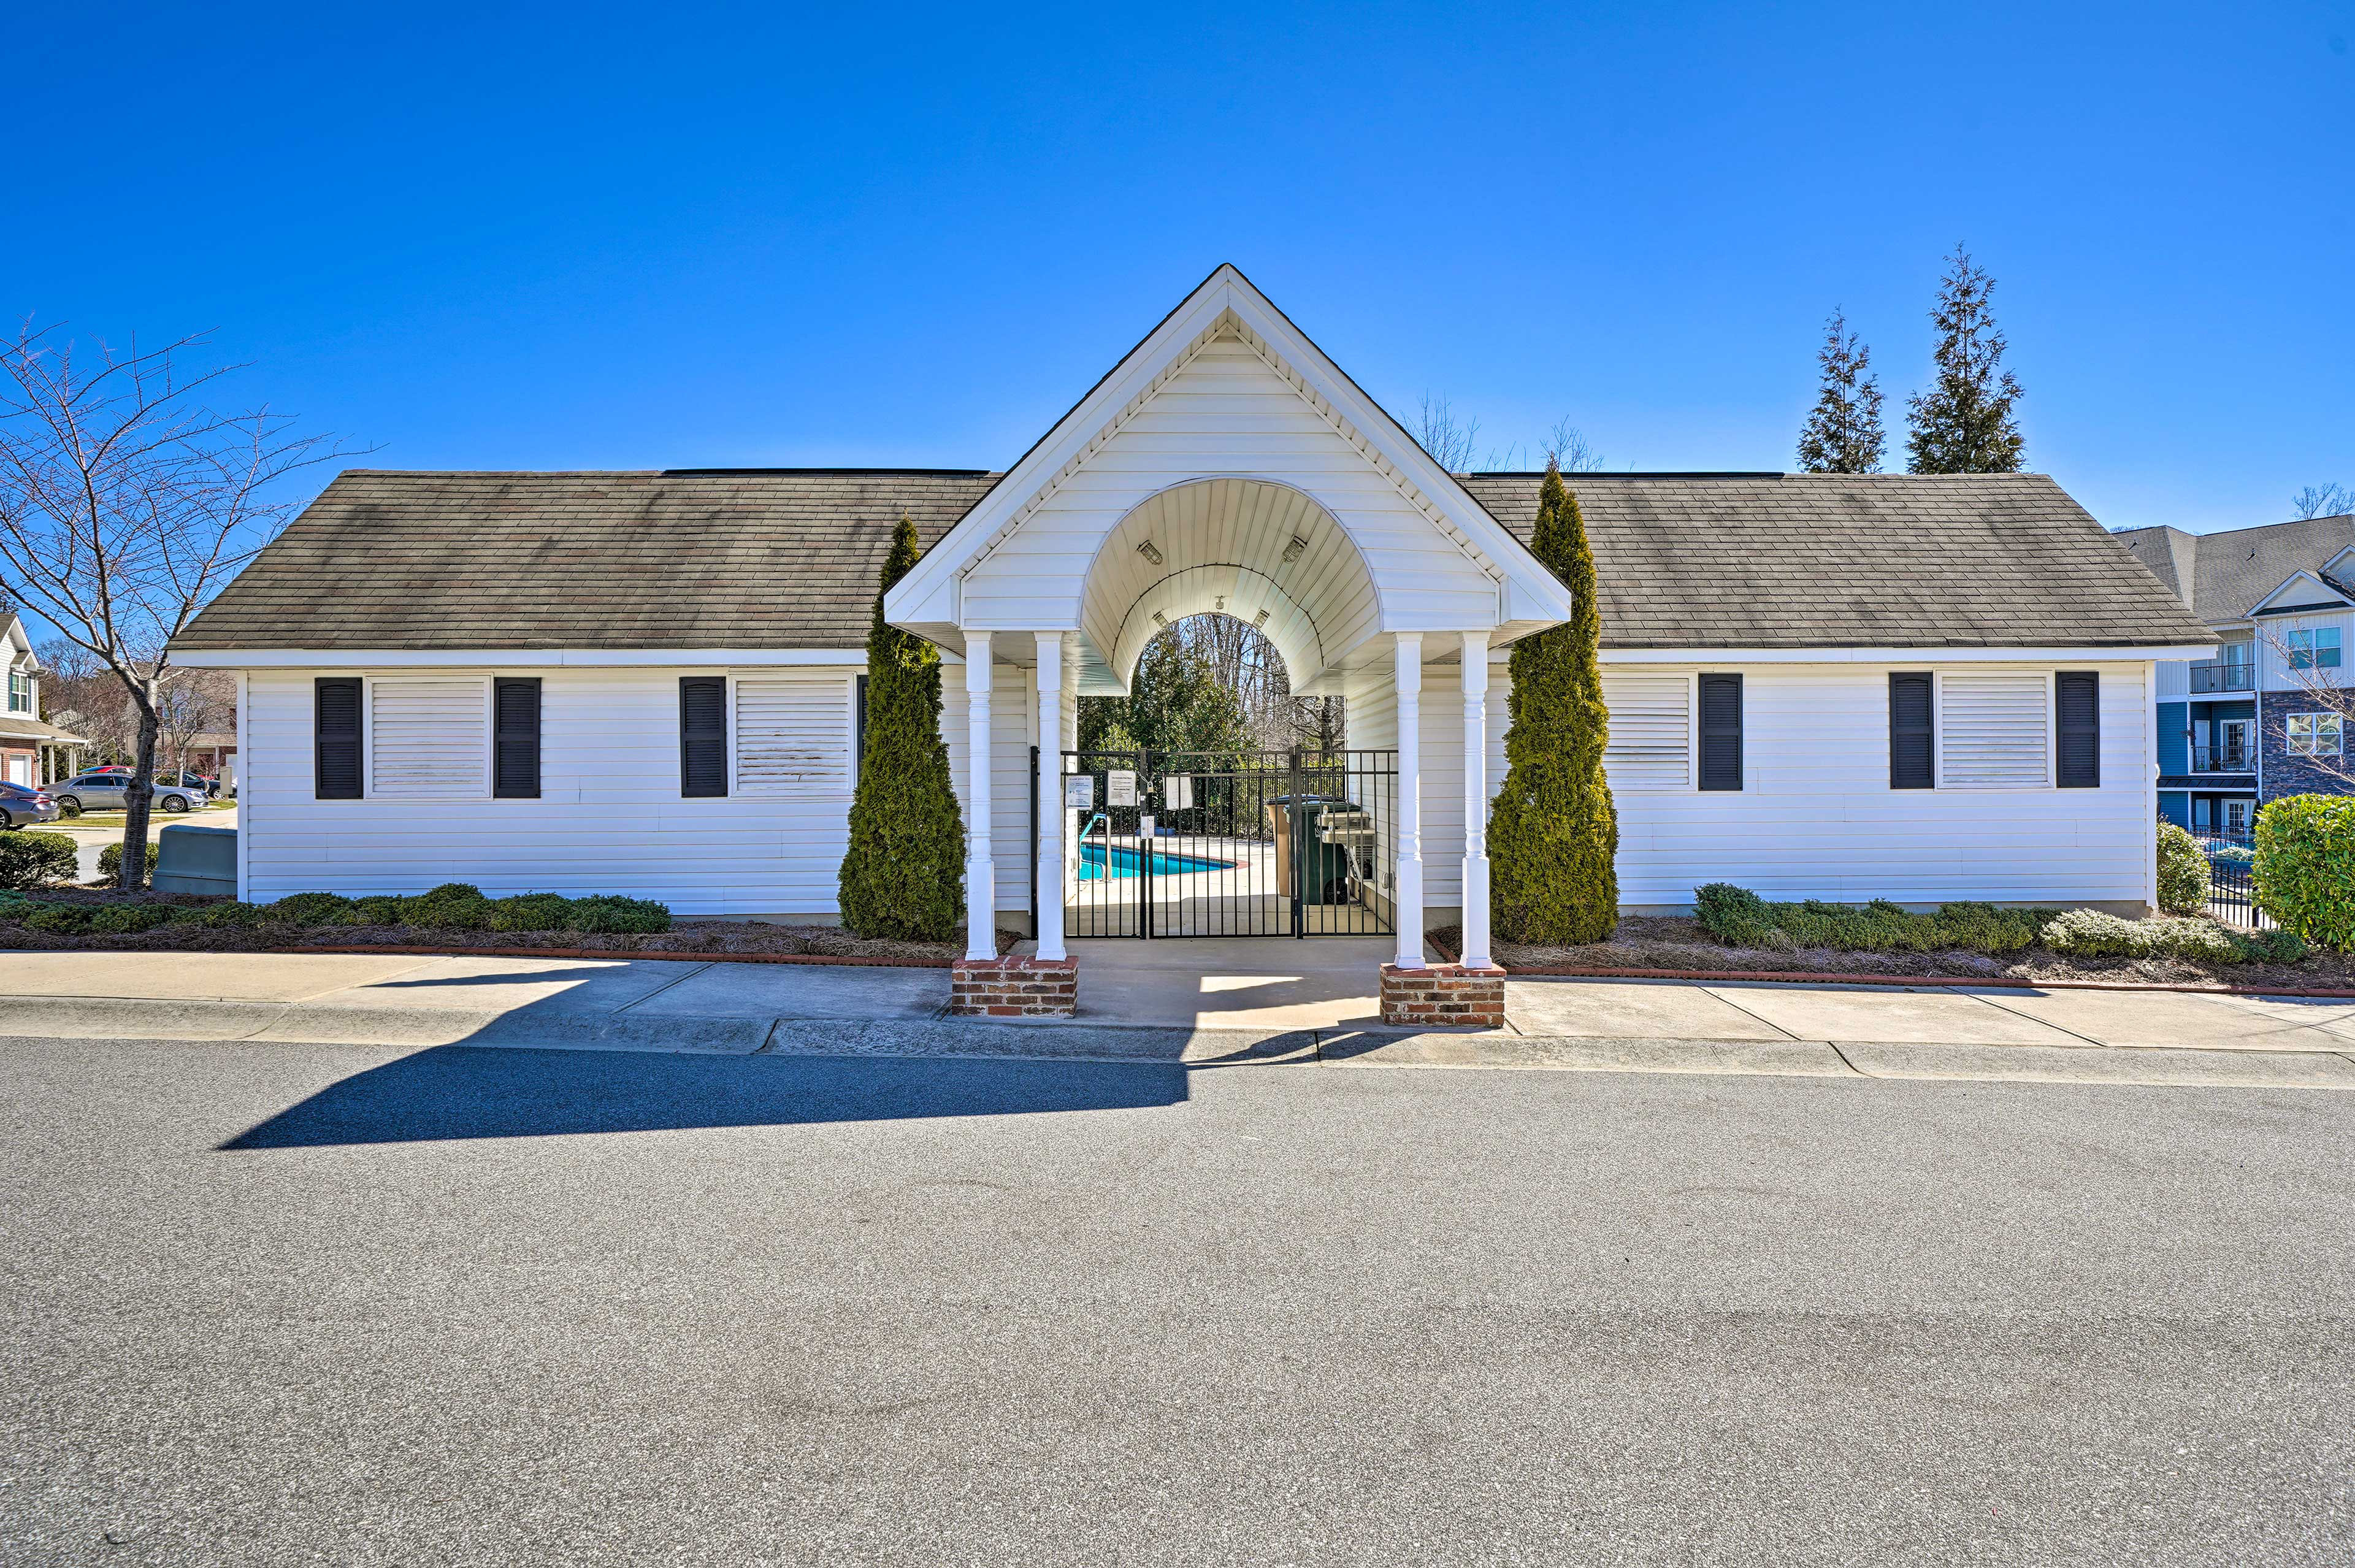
(1457, 471), (2211, 649)
(180, 467), (2210, 656)
(2112, 513), (2355, 624)
(0, 713), (88, 745)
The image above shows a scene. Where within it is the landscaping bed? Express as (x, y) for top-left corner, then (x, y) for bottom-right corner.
(0, 882), (1017, 966)
(1432, 912), (2355, 992)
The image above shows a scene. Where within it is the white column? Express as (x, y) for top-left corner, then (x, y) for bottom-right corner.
(1393, 633), (1425, 968)
(963, 633), (996, 961)
(1459, 632), (1492, 968)
(1035, 632), (1068, 961)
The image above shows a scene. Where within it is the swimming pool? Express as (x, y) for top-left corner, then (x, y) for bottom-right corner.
(1078, 841), (1239, 881)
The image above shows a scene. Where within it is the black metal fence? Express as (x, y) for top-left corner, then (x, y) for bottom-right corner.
(1035, 747), (1396, 938)
(2195, 829), (2274, 930)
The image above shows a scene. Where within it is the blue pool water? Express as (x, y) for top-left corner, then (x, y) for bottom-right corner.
(1078, 842), (1238, 881)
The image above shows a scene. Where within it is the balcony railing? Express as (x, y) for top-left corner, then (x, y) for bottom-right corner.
(2189, 744), (2253, 773)
(2190, 661), (2254, 693)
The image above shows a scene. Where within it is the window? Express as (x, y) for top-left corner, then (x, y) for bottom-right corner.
(2219, 640), (2253, 673)
(2224, 799), (2251, 834)
(1888, 673), (1934, 789)
(6, 668), (26, 713)
(1600, 674), (1690, 789)
(734, 673), (851, 793)
(2288, 627), (2343, 670)
(314, 678), (363, 799)
(1697, 675), (1742, 790)
(1939, 672), (2049, 787)
(2288, 713), (2343, 755)
(2055, 671), (2099, 788)
(492, 678), (542, 799)
(680, 677), (728, 797)
(370, 678), (488, 798)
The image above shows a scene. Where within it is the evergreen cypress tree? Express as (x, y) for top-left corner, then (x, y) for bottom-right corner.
(1906, 246), (2025, 474)
(1796, 308), (1885, 473)
(838, 514), (967, 941)
(1488, 462), (1618, 944)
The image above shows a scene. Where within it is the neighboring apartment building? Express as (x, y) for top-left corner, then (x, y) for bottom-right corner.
(0, 613), (90, 787)
(2115, 513), (2355, 836)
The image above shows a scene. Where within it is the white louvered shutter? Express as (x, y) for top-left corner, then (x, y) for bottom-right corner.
(736, 674), (850, 794)
(1939, 673), (2049, 787)
(1602, 674), (1690, 790)
(370, 678), (486, 798)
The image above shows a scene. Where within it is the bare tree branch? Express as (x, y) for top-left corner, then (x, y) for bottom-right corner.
(2259, 626), (2355, 791)
(2291, 483), (2353, 521)
(0, 320), (364, 887)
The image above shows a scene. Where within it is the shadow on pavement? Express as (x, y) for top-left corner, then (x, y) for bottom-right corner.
(220, 1046), (1189, 1149)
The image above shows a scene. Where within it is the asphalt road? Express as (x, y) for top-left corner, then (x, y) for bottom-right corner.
(2, 1036), (2351, 1565)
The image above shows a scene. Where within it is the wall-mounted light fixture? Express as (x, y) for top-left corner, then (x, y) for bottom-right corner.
(1151, 610), (1166, 627)
(1281, 535), (1307, 564)
(1254, 608), (1270, 628)
(1136, 540), (1163, 565)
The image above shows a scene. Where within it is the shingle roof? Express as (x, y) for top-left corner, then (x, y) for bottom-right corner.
(2110, 513), (2355, 624)
(179, 466), (2211, 654)
(1460, 471), (2210, 649)
(177, 470), (1001, 651)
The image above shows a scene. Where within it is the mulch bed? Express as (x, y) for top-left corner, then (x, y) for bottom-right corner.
(0, 887), (1020, 967)
(1427, 916), (2355, 996)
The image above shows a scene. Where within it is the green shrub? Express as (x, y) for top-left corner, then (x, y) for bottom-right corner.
(2253, 795), (2355, 951)
(199, 901), (263, 928)
(405, 882), (492, 931)
(2231, 927), (2308, 964)
(88, 903), (182, 935)
(0, 832), (78, 890)
(1691, 886), (2045, 955)
(266, 892), (361, 927)
(2154, 821), (2211, 916)
(838, 513), (967, 942)
(353, 895), (409, 924)
(566, 894), (670, 935)
(2035, 909), (2275, 963)
(23, 903), (93, 934)
(490, 892), (578, 933)
(98, 841), (161, 882)
(1490, 467), (1618, 944)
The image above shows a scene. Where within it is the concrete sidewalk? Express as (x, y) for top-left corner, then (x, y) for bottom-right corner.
(2, 947), (2354, 1088)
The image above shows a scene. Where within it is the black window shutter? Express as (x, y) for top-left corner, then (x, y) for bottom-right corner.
(1889, 673), (1934, 789)
(492, 678), (542, 798)
(2056, 671), (2100, 788)
(1698, 674), (1742, 790)
(315, 678), (363, 799)
(680, 676), (728, 798)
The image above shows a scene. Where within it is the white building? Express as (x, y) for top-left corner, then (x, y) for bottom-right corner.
(175, 266), (2210, 972)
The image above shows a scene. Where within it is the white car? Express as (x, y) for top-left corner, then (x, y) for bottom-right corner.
(52, 772), (197, 816)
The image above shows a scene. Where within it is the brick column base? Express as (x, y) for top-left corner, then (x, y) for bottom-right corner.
(1380, 962), (1506, 1029)
(949, 955), (1079, 1018)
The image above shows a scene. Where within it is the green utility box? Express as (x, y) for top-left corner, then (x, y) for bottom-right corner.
(155, 824), (237, 897)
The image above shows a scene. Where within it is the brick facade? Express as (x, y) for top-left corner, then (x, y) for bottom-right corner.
(1379, 962), (1506, 1029)
(948, 955), (1079, 1018)
(2258, 699), (2351, 803)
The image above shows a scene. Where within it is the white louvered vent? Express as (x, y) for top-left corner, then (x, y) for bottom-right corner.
(1940, 673), (2049, 787)
(736, 675), (850, 794)
(1602, 674), (1690, 790)
(370, 678), (486, 798)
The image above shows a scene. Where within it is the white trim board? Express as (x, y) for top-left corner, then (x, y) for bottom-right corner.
(1597, 644), (2217, 665)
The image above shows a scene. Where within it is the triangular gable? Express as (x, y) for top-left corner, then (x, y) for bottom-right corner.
(2248, 569), (2353, 616)
(884, 264), (1572, 646)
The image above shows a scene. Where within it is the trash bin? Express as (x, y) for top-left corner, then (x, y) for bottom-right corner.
(1265, 795), (1370, 904)
(155, 823), (237, 897)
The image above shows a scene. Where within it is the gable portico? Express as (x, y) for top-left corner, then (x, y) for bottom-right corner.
(884, 266), (1573, 981)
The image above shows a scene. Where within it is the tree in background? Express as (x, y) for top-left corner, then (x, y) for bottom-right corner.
(1796, 308), (1885, 473)
(1905, 246), (2025, 474)
(1078, 621), (1252, 757)
(0, 324), (352, 886)
(1488, 462), (1617, 944)
(1415, 397), (1607, 475)
(837, 514), (966, 942)
(2291, 483), (2352, 521)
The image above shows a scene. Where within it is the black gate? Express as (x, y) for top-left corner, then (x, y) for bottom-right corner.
(2200, 831), (2275, 930)
(1032, 748), (1396, 938)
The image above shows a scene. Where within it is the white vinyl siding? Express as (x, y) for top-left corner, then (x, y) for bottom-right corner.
(1937, 673), (2050, 788)
(734, 673), (851, 794)
(1602, 674), (1691, 790)
(369, 678), (485, 798)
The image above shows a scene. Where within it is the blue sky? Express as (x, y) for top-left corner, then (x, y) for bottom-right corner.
(12, 1), (2352, 534)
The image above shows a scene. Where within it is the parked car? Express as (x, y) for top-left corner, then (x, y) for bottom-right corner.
(52, 771), (197, 816)
(0, 781), (60, 829)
